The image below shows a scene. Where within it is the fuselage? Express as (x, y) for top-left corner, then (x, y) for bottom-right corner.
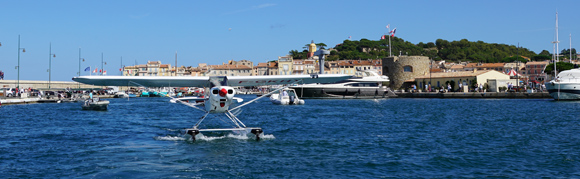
(205, 86), (235, 113)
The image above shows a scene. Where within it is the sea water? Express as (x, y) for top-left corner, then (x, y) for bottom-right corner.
(1, 96), (579, 178)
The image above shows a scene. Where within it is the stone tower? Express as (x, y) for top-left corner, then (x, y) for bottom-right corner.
(382, 56), (429, 90)
(307, 40), (317, 58)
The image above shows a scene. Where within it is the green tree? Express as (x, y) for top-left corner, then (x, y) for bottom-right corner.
(316, 43), (327, 49)
(544, 62), (575, 75)
(539, 50), (551, 56)
(532, 55), (551, 61)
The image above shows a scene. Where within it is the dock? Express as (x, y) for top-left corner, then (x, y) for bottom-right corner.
(0, 95), (114, 105)
(395, 91), (551, 98)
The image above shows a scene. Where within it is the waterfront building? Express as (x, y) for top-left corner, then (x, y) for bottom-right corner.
(503, 62), (525, 74)
(146, 61), (161, 76)
(278, 55), (293, 75)
(136, 64), (147, 76)
(383, 56), (430, 90)
(206, 64), (252, 76)
(524, 61), (549, 83)
(449, 64), (465, 72)
(122, 61), (172, 76)
(304, 59), (316, 74)
(159, 64), (171, 76)
(371, 59), (383, 75)
(336, 60), (355, 75)
(122, 66), (138, 76)
(292, 59), (305, 75)
(174, 66), (188, 76)
(413, 69), (511, 92)
(327, 61), (340, 74)
(267, 62), (278, 75)
(254, 63), (269, 76)
(463, 63), (505, 72)
(226, 59), (253, 68)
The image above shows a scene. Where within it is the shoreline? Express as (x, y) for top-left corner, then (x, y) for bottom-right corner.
(395, 91), (551, 98)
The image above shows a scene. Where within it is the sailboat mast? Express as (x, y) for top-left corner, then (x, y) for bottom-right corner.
(552, 12), (559, 78)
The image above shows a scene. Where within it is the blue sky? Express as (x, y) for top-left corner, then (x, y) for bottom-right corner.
(0, 0), (577, 81)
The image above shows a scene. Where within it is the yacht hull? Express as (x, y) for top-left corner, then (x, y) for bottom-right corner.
(291, 86), (390, 99)
(545, 82), (580, 100)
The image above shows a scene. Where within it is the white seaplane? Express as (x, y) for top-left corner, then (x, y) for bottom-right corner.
(73, 74), (350, 141)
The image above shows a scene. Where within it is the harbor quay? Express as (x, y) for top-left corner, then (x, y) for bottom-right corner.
(0, 79), (104, 90)
(395, 91), (551, 98)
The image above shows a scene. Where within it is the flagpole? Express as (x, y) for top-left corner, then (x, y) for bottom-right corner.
(388, 26), (392, 57)
(78, 48), (81, 90)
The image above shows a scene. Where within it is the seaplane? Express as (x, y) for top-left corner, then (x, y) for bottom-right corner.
(73, 74), (351, 141)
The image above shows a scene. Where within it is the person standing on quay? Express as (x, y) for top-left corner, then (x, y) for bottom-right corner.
(0, 70), (4, 80)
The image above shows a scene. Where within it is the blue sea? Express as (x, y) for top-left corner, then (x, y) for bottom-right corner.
(1, 96), (580, 178)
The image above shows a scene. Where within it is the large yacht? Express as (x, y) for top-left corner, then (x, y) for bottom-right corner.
(289, 70), (394, 99)
(545, 68), (580, 100)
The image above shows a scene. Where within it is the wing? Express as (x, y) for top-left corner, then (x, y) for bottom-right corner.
(227, 74), (351, 87)
(72, 74), (351, 87)
(72, 76), (211, 87)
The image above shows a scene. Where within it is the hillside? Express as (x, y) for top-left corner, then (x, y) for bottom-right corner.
(289, 38), (572, 63)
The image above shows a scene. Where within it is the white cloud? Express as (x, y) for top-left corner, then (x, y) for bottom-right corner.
(224, 3), (276, 15)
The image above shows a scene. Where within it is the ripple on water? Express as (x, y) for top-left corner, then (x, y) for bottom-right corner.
(1, 97), (580, 178)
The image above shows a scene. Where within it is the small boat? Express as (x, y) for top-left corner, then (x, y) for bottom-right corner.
(127, 92), (138, 98)
(170, 96), (206, 104)
(82, 98), (109, 111)
(113, 92), (129, 98)
(270, 88), (304, 105)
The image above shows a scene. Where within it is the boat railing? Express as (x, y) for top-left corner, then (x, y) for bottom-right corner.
(555, 78), (580, 82)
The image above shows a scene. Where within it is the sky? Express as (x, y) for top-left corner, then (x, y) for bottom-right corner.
(0, 0), (578, 82)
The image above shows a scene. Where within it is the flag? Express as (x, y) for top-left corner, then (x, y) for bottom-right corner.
(381, 35), (386, 40)
(386, 24), (390, 29)
(119, 68), (123, 71)
(99, 69), (102, 73)
(103, 70), (107, 75)
(84, 67), (90, 72)
(93, 68), (98, 73)
(390, 28), (397, 37)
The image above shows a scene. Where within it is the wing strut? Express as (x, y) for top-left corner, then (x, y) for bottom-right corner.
(229, 86), (286, 111)
(129, 80), (206, 112)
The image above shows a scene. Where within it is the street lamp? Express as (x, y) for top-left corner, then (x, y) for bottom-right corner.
(78, 48), (85, 90)
(17, 35), (25, 89)
(100, 53), (107, 75)
(48, 43), (56, 89)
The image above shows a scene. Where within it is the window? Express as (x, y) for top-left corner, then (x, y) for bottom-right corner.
(403, 66), (413, 72)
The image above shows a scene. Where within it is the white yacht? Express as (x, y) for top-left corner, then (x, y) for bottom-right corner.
(289, 70), (393, 99)
(545, 68), (580, 100)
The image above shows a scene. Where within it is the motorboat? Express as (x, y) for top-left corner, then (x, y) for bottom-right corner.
(270, 88), (304, 105)
(170, 96), (206, 104)
(289, 70), (394, 99)
(545, 68), (580, 100)
(113, 92), (129, 98)
(82, 98), (109, 110)
(169, 96), (244, 104)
